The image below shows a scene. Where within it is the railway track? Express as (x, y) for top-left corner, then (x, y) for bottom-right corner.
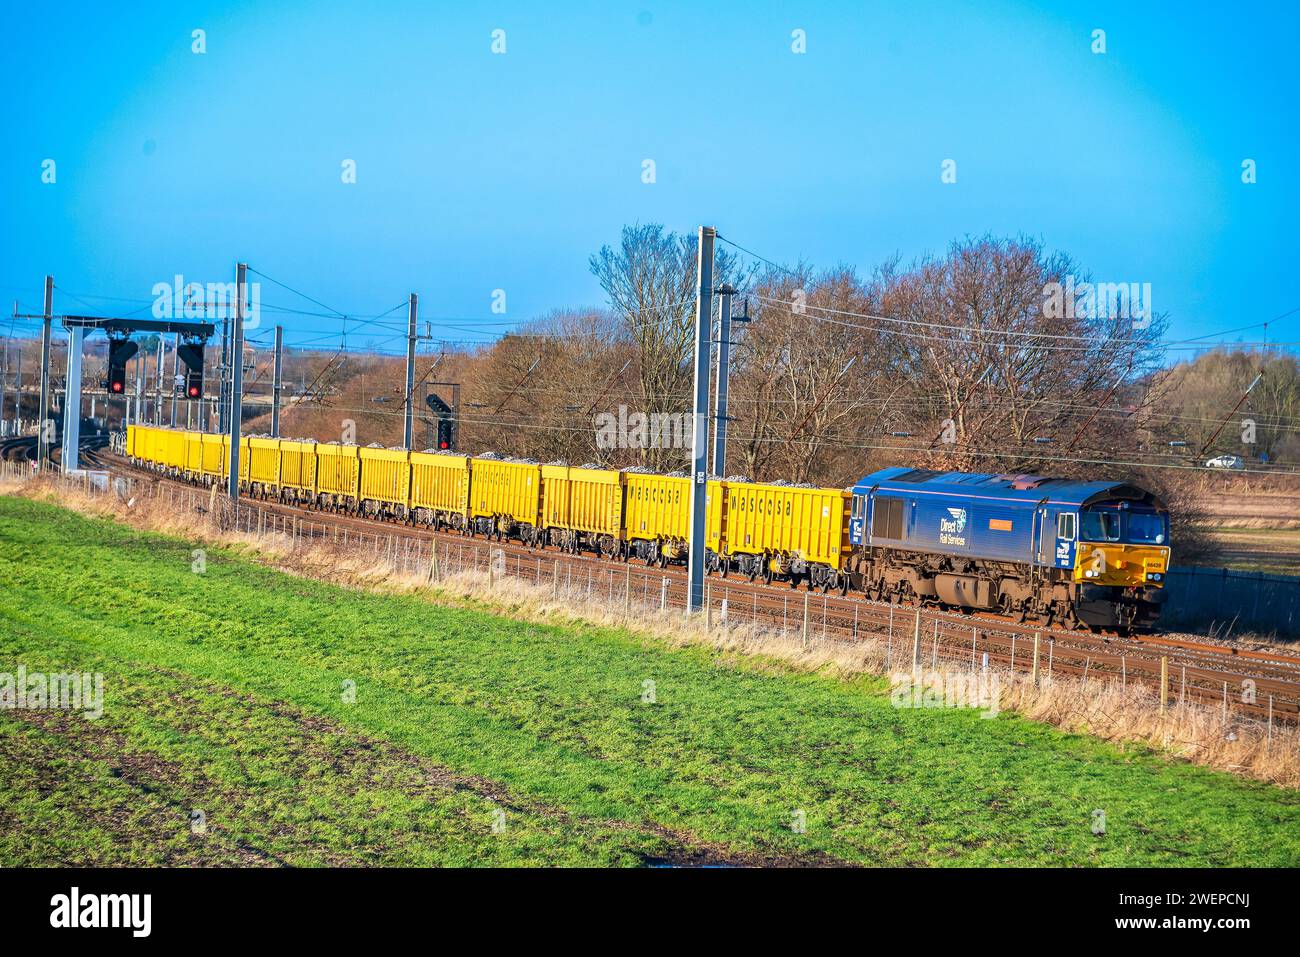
(83, 448), (1300, 726)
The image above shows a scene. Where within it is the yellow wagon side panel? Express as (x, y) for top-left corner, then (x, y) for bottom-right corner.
(183, 431), (204, 474)
(706, 480), (724, 553)
(161, 428), (186, 470)
(541, 464), (571, 530)
(237, 437), (252, 482)
(315, 444), (360, 497)
(724, 484), (849, 569)
(247, 438), (282, 486)
(623, 473), (690, 542)
(567, 468), (623, 536)
(622, 473), (721, 549)
(137, 425), (155, 463)
(277, 440), (316, 492)
(470, 459), (541, 525)
(410, 453), (470, 516)
(199, 433), (227, 479)
(359, 447), (411, 507)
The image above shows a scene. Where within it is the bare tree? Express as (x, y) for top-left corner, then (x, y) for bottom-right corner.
(589, 224), (748, 470)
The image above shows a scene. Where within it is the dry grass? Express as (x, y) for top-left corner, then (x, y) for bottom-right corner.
(5, 469), (1298, 790)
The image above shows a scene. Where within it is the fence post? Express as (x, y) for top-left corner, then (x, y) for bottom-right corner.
(706, 582), (713, 631)
(1032, 632), (1041, 686)
(1159, 656), (1168, 714)
(624, 565), (631, 620)
(802, 592), (810, 648)
(911, 608), (921, 671)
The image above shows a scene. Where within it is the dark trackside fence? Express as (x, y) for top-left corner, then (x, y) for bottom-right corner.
(1162, 565), (1300, 639)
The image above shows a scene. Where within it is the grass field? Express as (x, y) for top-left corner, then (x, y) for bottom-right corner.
(2, 495), (1298, 867)
(1200, 526), (1300, 577)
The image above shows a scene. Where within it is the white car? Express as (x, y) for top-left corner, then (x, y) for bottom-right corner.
(1205, 454), (1245, 470)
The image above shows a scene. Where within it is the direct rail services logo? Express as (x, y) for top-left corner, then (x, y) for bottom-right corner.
(49, 887), (151, 937)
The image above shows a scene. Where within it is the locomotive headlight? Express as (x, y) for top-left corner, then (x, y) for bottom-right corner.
(1145, 572), (1163, 582)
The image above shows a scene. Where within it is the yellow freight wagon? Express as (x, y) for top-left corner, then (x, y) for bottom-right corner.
(163, 428), (186, 471)
(315, 443), (360, 506)
(277, 439), (316, 498)
(722, 482), (851, 590)
(410, 451), (470, 527)
(469, 457), (541, 541)
(137, 424), (159, 464)
(541, 465), (624, 553)
(359, 446), (411, 515)
(246, 437), (282, 491)
(129, 423), (149, 462)
(622, 472), (723, 565)
(199, 432), (228, 482)
(235, 436), (252, 484)
(182, 431), (205, 478)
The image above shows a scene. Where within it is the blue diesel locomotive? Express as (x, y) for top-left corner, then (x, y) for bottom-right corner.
(848, 468), (1170, 631)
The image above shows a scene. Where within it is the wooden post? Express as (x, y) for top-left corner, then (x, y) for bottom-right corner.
(801, 592), (810, 648)
(624, 564), (631, 620)
(1160, 656), (1168, 714)
(1032, 632), (1041, 686)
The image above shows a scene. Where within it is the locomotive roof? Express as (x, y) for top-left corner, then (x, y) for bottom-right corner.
(856, 467), (1163, 509)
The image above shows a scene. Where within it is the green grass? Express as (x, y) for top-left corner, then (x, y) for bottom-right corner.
(1, 495), (1298, 867)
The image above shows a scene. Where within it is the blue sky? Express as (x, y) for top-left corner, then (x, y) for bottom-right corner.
(3, 0), (1297, 355)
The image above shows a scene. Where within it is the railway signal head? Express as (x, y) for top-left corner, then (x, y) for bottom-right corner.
(107, 337), (139, 395)
(437, 417), (454, 451)
(176, 342), (206, 400)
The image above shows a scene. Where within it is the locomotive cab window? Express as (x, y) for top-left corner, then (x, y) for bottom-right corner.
(1056, 513), (1076, 541)
(1081, 509), (1121, 542)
